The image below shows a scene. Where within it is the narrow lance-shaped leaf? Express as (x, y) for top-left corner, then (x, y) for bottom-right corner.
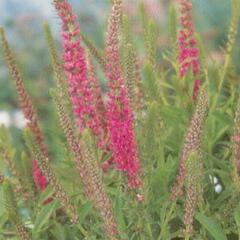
(33, 200), (59, 235)
(195, 213), (227, 240)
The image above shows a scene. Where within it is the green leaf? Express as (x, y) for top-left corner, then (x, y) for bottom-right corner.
(151, 159), (174, 197)
(195, 213), (227, 240)
(142, 62), (159, 102)
(37, 186), (55, 205)
(50, 222), (67, 240)
(33, 199), (59, 236)
(114, 190), (128, 238)
(78, 201), (93, 223)
(168, 4), (177, 44)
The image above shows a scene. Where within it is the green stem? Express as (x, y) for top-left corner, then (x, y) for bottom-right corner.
(157, 201), (176, 240)
(185, 236), (190, 240)
(146, 221), (153, 239)
(77, 224), (89, 238)
(137, 193), (153, 239)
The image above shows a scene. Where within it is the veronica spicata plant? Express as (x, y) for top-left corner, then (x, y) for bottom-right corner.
(0, 0), (240, 239)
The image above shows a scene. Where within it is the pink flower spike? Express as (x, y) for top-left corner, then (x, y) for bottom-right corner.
(192, 79), (200, 101)
(32, 160), (47, 191)
(178, 0), (201, 101)
(53, 0), (107, 150)
(32, 160), (52, 204)
(105, 0), (142, 188)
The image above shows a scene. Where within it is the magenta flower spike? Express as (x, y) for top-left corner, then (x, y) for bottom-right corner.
(178, 0), (200, 101)
(32, 160), (47, 191)
(105, 0), (142, 188)
(53, 0), (106, 148)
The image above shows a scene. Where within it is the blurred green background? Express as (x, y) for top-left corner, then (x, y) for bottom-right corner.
(0, 0), (239, 152)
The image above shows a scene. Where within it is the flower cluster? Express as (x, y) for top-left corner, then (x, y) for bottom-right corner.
(171, 86), (208, 201)
(32, 160), (52, 204)
(52, 90), (118, 238)
(231, 97), (240, 190)
(26, 131), (78, 223)
(178, 0), (200, 100)
(106, 0), (142, 188)
(0, 27), (49, 194)
(183, 152), (202, 238)
(53, 0), (106, 149)
(81, 131), (119, 238)
(106, 90), (142, 188)
(32, 160), (47, 191)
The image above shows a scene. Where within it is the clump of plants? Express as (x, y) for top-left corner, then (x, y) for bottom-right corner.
(0, 0), (240, 239)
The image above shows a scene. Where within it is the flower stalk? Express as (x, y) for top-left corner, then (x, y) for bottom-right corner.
(231, 96), (240, 190)
(178, 0), (200, 101)
(52, 90), (118, 239)
(171, 85), (208, 201)
(0, 27), (49, 193)
(53, 0), (106, 150)
(0, 28), (49, 160)
(105, 0), (142, 188)
(3, 181), (31, 240)
(24, 129), (79, 223)
(183, 152), (202, 238)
